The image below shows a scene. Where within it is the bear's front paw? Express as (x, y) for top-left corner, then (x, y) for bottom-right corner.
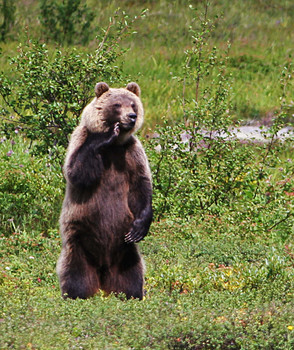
(125, 219), (148, 243)
(104, 122), (120, 146)
(113, 122), (120, 136)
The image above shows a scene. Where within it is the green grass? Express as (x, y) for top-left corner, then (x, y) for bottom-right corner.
(1, 216), (294, 349)
(1, 0), (294, 128)
(1, 135), (294, 348)
(1, 1), (294, 348)
(117, 0), (294, 126)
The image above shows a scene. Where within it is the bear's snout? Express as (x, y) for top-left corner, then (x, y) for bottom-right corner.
(119, 113), (137, 131)
(128, 113), (137, 126)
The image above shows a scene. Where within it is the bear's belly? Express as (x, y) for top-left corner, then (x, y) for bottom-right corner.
(61, 169), (134, 245)
(93, 174), (134, 235)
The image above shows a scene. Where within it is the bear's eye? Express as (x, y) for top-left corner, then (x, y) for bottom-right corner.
(114, 103), (121, 108)
(131, 103), (135, 108)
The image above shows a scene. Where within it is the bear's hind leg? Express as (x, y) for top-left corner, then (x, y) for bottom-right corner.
(57, 244), (100, 299)
(103, 245), (144, 300)
(119, 262), (144, 300)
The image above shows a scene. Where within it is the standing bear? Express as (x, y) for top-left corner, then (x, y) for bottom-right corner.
(57, 82), (152, 300)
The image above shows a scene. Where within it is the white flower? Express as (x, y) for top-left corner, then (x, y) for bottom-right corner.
(154, 145), (162, 153)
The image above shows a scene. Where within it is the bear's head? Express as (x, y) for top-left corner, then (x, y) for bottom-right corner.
(80, 82), (144, 144)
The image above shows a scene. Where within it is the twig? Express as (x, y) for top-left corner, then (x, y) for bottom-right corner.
(267, 212), (293, 232)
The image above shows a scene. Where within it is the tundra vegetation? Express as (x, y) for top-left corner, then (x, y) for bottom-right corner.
(1, 0), (294, 349)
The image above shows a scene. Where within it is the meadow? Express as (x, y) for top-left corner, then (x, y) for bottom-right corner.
(1, 0), (294, 349)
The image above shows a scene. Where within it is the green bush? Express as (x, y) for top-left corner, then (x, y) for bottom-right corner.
(0, 136), (64, 235)
(146, 4), (294, 241)
(0, 9), (145, 161)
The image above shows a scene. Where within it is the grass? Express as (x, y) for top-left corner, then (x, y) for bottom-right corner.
(117, 0), (294, 126)
(1, 216), (294, 348)
(1, 136), (294, 348)
(1, 0), (294, 348)
(1, 0), (294, 128)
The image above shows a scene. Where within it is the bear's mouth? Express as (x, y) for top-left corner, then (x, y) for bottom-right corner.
(119, 121), (135, 131)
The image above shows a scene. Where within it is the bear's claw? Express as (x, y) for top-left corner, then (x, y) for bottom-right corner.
(113, 122), (120, 136)
(125, 227), (146, 243)
(125, 231), (140, 243)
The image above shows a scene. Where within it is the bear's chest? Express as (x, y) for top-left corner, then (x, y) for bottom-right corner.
(101, 146), (128, 172)
(100, 145), (136, 183)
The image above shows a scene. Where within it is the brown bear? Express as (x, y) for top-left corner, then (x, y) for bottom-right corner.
(57, 82), (152, 300)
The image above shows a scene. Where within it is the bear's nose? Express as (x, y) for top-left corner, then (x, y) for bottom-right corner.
(128, 113), (137, 125)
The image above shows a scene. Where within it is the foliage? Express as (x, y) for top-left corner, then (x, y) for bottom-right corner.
(1, 218), (294, 349)
(0, 1), (294, 349)
(0, 135), (64, 235)
(39, 0), (95, 45)
(0, 0), (16, 42)
(0, 9), (145, 161)
(0, 1), (293, 124)
(146, 3), (294, 233)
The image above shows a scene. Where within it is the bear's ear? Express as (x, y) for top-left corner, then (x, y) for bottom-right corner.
(126, 82), (141, 97)
(95, 82), (109, 98)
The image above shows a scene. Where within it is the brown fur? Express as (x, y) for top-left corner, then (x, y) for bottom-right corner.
(80, 83), (144, 135)
(57, 82), (152, 300)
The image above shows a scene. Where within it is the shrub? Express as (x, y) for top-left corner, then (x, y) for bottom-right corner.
(0, 135), (64, 235)
(0, 9), (146, 162)
(146, 2), (294, 240)
(146, 3), (252, 218)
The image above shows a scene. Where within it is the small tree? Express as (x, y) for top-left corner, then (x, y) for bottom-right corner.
(147, 1), (294, 230)
(147, 3), (249, 218)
